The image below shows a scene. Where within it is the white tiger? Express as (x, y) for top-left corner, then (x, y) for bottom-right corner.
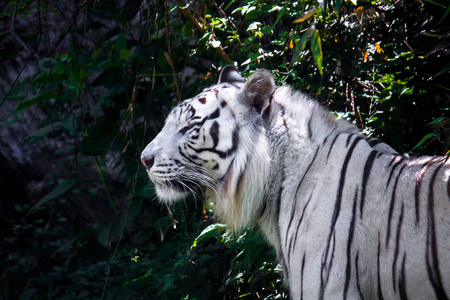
(141, 66), (450, 299)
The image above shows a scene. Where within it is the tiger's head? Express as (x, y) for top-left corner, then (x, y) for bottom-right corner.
(141, 66), (275, 230)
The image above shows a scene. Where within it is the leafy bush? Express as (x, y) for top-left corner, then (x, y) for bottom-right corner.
(1, 0), (448, 299)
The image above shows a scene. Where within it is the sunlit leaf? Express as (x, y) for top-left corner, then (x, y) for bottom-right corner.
(311, 28), (323, 75)
(292, 8), (318, 24)
(356, 6), (363, 21)
(299, 28), (311, 52)
(191, 224), (227, 248)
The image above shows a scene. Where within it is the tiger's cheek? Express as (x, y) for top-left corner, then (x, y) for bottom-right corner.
(194, 119), (237, 176)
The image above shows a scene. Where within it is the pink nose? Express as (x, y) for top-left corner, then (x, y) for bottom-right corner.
(141, 156), (154, 170)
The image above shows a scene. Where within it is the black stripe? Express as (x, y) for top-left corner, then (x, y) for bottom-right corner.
(208, 108), (220, 119)
(414, 158), (440, 226)
(320, 233), (337, 300)
(386, 158), (405, 188)
(291, 193), (313, 264)
(377, 235), (385, 300)
(307, 110), (314, 138)
(355, 252), (365, 300)
(392, 203), (404, 292)
(398, 253), (408, 300)
(188, 125), (239, 159)
(209, 121), (219, 147)
(286, 148), (319, 249)
(344, 187), (359, 299)
(346, 134), (353, 147)
(368, 138), (383, 148)
(386, 164), (407, 246)
(426, 163), (449, 299)
(275, 168), (288, 283)
(360, 150), (377, 218)
(323, 124), (338, 146)
(321, 136), (363, 298)
(301, 253), (306, 300)
(227, 126), (239, 155)
(327, 134), (341, 161)
(414, 161), (430, 227)
(179, 145), (203, 165)
(447, 174), (450, 199)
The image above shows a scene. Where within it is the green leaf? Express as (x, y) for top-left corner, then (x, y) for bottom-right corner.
(291, 28), (312, 66)
(116, 33), (126, 51)
(191, 223), (227, 248)
(241, 5), (258, 19)
(292, 8), (318, 24)
(435, 62), (450, 77)
(427, 0), (447, 9)
(225, 0), (236, 11)
(63, 114), (82, 136)
(27, 122), (64, 141)
(12, 91), (57, 114)
(427, 116), (450, 127)
(28, 179), (80, 215)
(334, 0), (342, 12)
(410, 132), (435, 152)
(439, 3), (450, 23)
(310, 28), (323, 75)
(120, 49), (134, 60)
(299, 28), (311, 51)
(274, 1), (289, 27)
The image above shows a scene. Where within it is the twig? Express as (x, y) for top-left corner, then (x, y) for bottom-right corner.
(176, 0), (232, 64)
(346, 82), (364, 128)
(211, 0), (237, 31)
(164, 1), (182, 102)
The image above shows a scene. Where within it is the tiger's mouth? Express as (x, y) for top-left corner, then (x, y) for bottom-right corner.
(156, 179), (191, 192)
(151, 178), (199, 202)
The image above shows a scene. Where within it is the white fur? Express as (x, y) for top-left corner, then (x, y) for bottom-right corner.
(142, 68), (450, 299)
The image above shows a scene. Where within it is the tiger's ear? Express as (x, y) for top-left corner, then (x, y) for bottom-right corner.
(241, 69), (275, 115)
(219, 65), (245, 83)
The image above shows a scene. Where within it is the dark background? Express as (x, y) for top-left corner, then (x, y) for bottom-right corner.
(1, 0), (449, 299)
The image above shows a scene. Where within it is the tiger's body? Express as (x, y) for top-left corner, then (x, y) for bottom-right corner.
(141, 66), (450, 299)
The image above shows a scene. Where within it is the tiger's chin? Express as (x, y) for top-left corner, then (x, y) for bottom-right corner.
(154, 182), (188, 204)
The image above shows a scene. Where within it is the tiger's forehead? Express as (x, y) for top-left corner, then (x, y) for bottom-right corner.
(169, 82), (243, 122)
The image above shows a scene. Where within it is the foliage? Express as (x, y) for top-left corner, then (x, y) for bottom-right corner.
(0, 0), (448, 299)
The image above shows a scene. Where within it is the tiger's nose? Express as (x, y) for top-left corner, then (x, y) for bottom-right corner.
(141, 136), (163, 170)
(141, 156), (154, 170)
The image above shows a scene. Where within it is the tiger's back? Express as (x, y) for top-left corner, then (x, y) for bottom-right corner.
(273, 126), (450, 299)
(141, 66), (450, 299)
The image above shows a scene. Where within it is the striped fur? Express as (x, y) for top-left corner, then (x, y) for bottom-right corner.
(141, 66), (450, 299)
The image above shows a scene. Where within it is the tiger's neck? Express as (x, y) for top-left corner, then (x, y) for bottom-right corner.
(257, 87), (346, 248)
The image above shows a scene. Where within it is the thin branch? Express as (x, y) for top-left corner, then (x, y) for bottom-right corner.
(176, 0), (232, 64)
(164, 0), (182, 102)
